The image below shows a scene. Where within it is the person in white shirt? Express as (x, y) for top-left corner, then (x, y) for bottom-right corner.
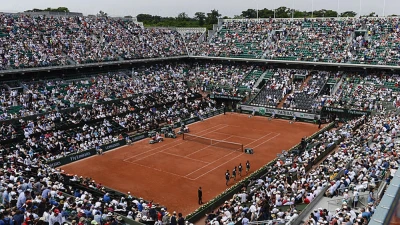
(48, 209), (63, 225)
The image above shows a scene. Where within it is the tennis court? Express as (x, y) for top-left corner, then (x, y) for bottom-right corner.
(60, 113), (319, 215)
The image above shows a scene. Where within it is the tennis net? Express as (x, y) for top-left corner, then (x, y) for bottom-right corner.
(182, 133), (243, 152)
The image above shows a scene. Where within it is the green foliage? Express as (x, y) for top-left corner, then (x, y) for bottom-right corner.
(194, 12), (206, 26)
(340, 11), (357, 17)
(135, 7), (358, 29)
(25, 7), (70, 12)
(98, 10), (108, 17)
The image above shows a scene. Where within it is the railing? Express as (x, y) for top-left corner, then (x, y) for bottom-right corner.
(219, 17), (399, 23)
(327, 193), (370, 211)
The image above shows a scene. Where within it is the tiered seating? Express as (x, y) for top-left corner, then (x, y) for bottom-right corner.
(192, 17), (400, 66)
(318, 73), (400, 110)
(237, 66), (266, 93)
(283, 71), (329, 111)
(186, 63), (254, 96)
(268, 19), (353, 63)
(251, 69), (300, 107)
(202, 20), (276, 58)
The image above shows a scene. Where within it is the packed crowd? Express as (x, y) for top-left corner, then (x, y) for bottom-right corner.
(0, 153), (190, 225)
(205, 112), (399, 225)
(0, 64), (236, 159)
(251, 69), (300, 107)
(2, 15), (400, 70)
(282, 71), (329, 111)
(316, 73), (400, 110)
(193, 20), (274, 58)
(0, 65), (226, 225)
(186, 63), (254, 96)
(251, 69), (330, 111)
(192, 17), (400, 66)
(0, 14), (189, 70)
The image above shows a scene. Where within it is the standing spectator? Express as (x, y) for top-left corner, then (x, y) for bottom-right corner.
(17, 190), (30, 209)
(198, 187), (203, 205)
(2, 188), (11, 207)
(225, 170), (230, 186)
(238, 163), (243, 177)
(232, 167), (237, 181)
(368, 189), (376, 204)
(241, 216), (249, 225)
(170, 212), (177, 225)
(353, 189), (359, 208)
(177, 213), (184, 225)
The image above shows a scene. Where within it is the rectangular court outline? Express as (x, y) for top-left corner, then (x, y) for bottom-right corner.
(122, 124), (281, 181)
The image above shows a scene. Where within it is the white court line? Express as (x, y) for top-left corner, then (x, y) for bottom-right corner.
(210, 131), (258, 141)
(127, 124), (230, 163)
(226, 124), (280, 133)
(191, 132), (281, 180)
(184, 151), (237, 178)
(123, 123), (228, 161)
(162, 152), (210, 164)
(124, 160), (187, 179)
(249, 133), (281, 149)
(184, 132), (273, 178)
(184, 134), (234, 157)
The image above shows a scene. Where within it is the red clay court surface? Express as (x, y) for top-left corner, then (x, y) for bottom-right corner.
(60, 113), (320, 215)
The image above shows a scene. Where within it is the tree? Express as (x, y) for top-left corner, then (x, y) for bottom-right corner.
(194, 12), (206, 26)
(258, 8), (274, 18)
(233, 15), (244, 19)
(137, 14), (153, 23)
(365, 12), (377, 17)
(340, 11), (357, 17)
(206, 9), (221, 27)
(241, 9), (257, 18)
(98, 10), (108, 17)
(177, 12), (189, 21)
(275, 7), (291, 18)
(293, 10), (306, 18)
(25, 7), (70, 12)
(325, 10), (338, 17)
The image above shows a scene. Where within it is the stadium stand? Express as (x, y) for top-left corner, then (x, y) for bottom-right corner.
(0, 10), (400, 225)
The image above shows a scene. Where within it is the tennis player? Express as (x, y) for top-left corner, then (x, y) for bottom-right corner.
(269, 111), (276, 120)
(238, 163), (243, 177)
(232, 166), (237, 181)
(225, 170), (230, 186)
(249, 108), (255, 118)
(246, 160), (250, 174)
(290, 115), (296, 124)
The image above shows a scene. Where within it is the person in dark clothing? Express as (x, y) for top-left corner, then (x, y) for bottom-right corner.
(225, 170), (230, 186)
(170, 212), (177, 225)
(2, 211), (14, 225)
(198, 187), (203, 205)
(317, 118), (322, 129)
(177, 213), (184, 225)
(13, 210), (24, 225)
(232, 166), (237, 181)
(238, 163), (243, 177)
